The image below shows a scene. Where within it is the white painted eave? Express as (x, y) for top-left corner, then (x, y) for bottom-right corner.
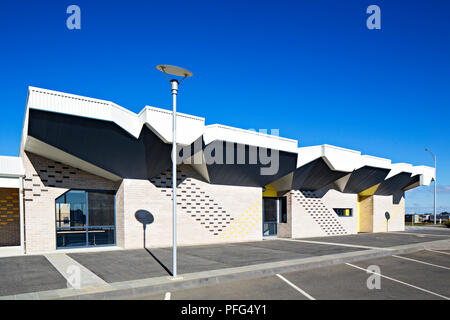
(26, 87), (206, 146)
(297, 144), (361, 172)
(140, 106), (205, 145)
(0, 156), (24, 178)
(203, 124), (299, 154)
(359, 154), (392, 170)
(411, 165), (435, 186)
(385, 163), (414, 180)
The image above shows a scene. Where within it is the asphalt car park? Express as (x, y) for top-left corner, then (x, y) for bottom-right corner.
(299, 230), (450, 248)
(0, 255), (67, 296)
(0, 229), (448, 298)
(143, 249), (450, 300)
(66, 230), (449, 285)
(67, 240), (365, 283)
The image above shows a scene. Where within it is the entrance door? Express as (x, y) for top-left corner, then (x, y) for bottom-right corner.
(357, 195), (374, 233)
(263, 197), (277, 236)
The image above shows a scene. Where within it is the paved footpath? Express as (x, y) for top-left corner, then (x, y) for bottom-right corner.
(0, 228), (449, 300)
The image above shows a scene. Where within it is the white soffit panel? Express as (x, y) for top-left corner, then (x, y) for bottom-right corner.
(0, 156), (24, 177)
(203, 124), (298, 154)
(411, 165), (435, 186)
(0, 177), (21, 188)
(321, 144), (361, 172)
(359, 154), (391, 170)
(297, 144), (361, 172)
(296, 146), (323, 168)
(141, 106), (205, 146)
(385, 163), (413, 180)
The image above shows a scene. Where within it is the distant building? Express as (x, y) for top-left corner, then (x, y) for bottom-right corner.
(405, 214), (420, 223)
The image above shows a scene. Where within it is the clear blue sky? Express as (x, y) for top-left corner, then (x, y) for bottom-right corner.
(0, 0), (448, 213)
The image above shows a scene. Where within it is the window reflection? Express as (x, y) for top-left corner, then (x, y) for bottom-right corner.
(56, 190), (115, 248)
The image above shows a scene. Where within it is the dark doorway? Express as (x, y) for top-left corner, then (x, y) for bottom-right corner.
(263, 197), (277, 236)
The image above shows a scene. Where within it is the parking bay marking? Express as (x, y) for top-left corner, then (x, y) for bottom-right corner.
(346, 263), (450, 300)
(276, 274), (315, 300)
(275, 238), (389, 251)
(426, 249), (450, 256)
(390, 231), (450, 238)
(392, 255), (450, 270)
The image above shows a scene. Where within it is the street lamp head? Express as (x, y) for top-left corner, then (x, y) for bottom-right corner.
(156, 65), (193, 78)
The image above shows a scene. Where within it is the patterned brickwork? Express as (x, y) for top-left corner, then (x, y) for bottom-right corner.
(150, 167), (235, 236)
(23, 152), (118, 253)
(218, 199), (262, 240)
(0, 188), (20, 246)
(24, 153), (117, 202)
(292, 190), (348, 236)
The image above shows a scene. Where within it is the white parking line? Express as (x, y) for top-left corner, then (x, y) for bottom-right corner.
(390, 232), (449, 238)
(392, 255), (450, 270)
(164, 292), (171, 300)
(346, 263), (450, 300)
(426, 249), (450, 256)
(276, 274), (315, 300)
(275, 238), (387, 250)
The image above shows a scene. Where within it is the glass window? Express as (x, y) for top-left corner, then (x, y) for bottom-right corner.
(263, 197), (278, 236)
(88, 191), (115, 226)
(333, 208), (353, 217)
(56, 190), (115, 248)
(263, 198), (277, 222)
(279, 197), (287, 223)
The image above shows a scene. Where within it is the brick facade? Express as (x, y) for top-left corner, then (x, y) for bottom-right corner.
(116, 164), (263, 249)
(20, 152), (405, 253)
(23, 152), (118, 253)
(22, 153), (263, 253)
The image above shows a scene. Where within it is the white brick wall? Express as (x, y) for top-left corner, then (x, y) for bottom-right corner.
(23, 152), (118, 253)
(321, 189), (358, 234)
(286, 189), (358, 238)
(22, 152), (406, 253)
(373, 194), (405, 232)
(23, 153), (263, 253)
(116, 165), (263, 248)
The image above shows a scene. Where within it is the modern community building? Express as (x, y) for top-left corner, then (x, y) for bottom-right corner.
(0, 87), (435, 254)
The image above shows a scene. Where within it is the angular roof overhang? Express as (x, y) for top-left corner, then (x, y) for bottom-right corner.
(25, 109), (172, 180)
(271, 144), (434, 195)
(202, 140), (298, 187)
(18, 87), (435, 191)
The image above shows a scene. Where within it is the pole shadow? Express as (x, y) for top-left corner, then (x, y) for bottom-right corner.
(135, 210), (173, 276)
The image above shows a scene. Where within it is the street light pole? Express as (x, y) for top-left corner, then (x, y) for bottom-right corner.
(425, 148), (437, 224)
(171, 79), (178, 277)
(156, 65), (193, 280)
